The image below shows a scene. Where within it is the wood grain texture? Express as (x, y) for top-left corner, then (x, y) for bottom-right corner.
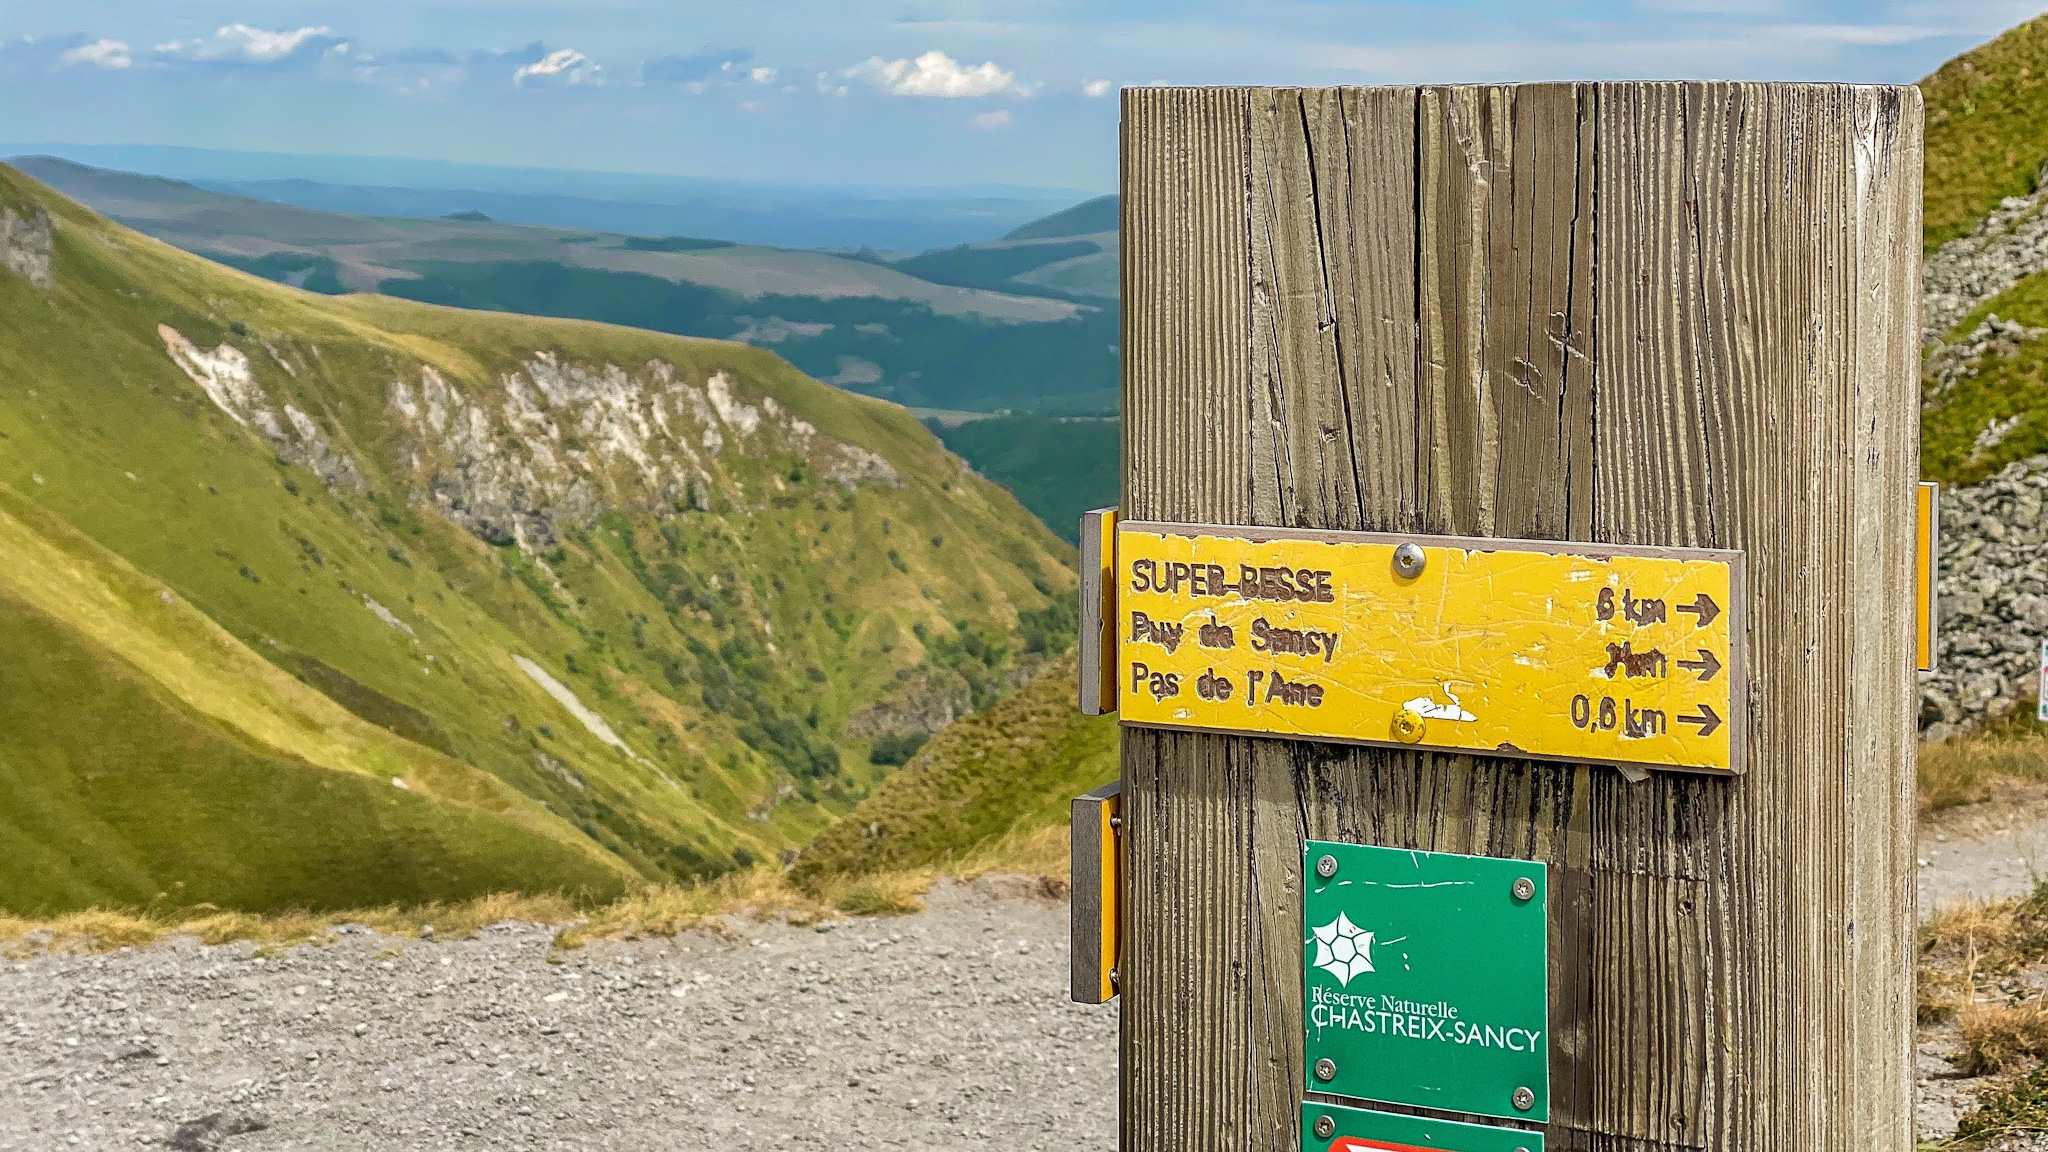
(1119, 86), (1255, 1152)
(1119, 82), (1920, 1151)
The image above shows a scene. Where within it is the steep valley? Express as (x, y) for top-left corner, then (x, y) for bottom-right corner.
(0, 160), (1075, 916)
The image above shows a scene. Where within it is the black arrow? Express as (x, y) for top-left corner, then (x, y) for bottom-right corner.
(1676, 648), (1722, 682)
(1675, 593), (1721, 627)
(1677, 703), (1722, 737)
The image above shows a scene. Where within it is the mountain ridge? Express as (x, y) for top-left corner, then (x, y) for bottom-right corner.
(0, 160), (1075, 915)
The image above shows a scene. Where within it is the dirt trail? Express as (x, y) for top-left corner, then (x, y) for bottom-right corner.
(0, 877), (1115, 1151)
(1920, 783), (2048, 915)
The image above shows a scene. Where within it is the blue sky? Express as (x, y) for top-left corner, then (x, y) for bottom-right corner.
(1, 0), (2043, 191)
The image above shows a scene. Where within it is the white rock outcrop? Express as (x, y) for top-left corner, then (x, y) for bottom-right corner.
(158, 325), (367, 492)
(389, 355), (899, 548)
(0, 203), (53, 290)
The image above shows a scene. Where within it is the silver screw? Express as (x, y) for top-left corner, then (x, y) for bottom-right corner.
(1392, 542), (1426, 578)
(1315, 854), (1338, 879)
(1312, 1115), (1336, 1139)
(1512, 876), (1536, 901)
(1512, 1086), (1535, 1111)
(1313, 1057), (1336, 1082)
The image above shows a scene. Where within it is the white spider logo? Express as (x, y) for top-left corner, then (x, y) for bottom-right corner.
(1310, 912), (1375, 986)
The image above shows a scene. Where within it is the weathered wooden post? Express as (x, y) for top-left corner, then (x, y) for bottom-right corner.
(1101, 82), (1922, 1151)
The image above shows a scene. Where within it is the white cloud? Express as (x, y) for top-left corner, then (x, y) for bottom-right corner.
(154, 24), (338, 66)
(61, 38), (131, 70)
(749, 66), (777, 84)
(970, 108), (1013, 130)
(515, 48), (602, 86)
(1082, 78), (1113, 97)
(844, 50), (1016, 98)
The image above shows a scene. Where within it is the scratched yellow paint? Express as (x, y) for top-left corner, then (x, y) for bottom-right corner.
(1114, 522), (1744, 773)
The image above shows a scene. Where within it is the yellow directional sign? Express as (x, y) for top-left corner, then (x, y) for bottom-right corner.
(1114, 522), (1745, 774)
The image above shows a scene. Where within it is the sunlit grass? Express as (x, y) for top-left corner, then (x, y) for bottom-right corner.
(0, 824), (1076, 960)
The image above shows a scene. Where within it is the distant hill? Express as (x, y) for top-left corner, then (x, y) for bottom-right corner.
(0, 142), (1090, 251)
(0, 160), (1075, 916)
(11, 157), (1118, 415)
(1004, 195), (1117, 241)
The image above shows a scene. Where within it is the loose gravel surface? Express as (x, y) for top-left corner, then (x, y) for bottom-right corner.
(0, 877), (1116, 1151)
(1920, 782), (2048, 914)
(2, 815), (2040, 1152)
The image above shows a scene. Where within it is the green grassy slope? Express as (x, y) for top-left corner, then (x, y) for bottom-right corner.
(1923, 279), (2048, 484)
(789, 650), (1116, 882)
(0, 161), (1076, 914)
(1923, 15), (2048, 249)
(1918, 14), (2048, 483)
(0, 587), (627, 916)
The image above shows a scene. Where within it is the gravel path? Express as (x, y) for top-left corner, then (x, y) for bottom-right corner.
(3, 811), (2038, 1152)
(0, 877), (1116, 1151)
(1920, 782), (2048, 914)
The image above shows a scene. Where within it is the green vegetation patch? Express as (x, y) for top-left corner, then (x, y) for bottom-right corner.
(791, 650), (1116, 883)
(1923, 274), (2048, 483)
(0, 589), (628, 916)
(618, 235), (736, 252)
(932, 415), (1118, 542)
(203, 250), (347, 295)
(888, 240), (1099, 297)
(1924, 14), (2048, 249)
(1958, 1060), (2048, 1142)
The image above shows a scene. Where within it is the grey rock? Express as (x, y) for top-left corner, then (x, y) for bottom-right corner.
(167, 1112), (267, 1151)
(0, 203), (52, 290)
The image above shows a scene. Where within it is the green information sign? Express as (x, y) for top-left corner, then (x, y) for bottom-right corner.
(1302, 1101), (1543, 1151)
(1303, 840), (1549, 1123)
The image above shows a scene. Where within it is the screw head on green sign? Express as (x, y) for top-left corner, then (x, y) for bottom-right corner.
(1302, 1101), (1543, 1152)
(1303, 841), (1550, 1123)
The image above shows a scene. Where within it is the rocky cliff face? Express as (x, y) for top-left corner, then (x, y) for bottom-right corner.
(387, 354), (898, 549)
(159, 325), (903, 554)
(0, 203), (52, 290)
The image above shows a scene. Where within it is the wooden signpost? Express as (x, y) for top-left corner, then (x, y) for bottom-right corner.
(1079, 82), (1922, 1152)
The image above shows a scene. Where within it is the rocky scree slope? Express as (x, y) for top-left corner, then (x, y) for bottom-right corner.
(0, 161), (1075, 915)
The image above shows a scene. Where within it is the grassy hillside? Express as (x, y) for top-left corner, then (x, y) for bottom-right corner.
(790, 650), (1117, 883)
(1922, 15), (2048, 249)
(1917, 14), (2048, 483)
(0, 160), (1076, 915)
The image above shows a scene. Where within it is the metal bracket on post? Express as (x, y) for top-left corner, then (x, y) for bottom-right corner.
(1070, 779), (1123, 1004)
(1919, 481), (1939, 673)
(1078, 508), (1118, 716)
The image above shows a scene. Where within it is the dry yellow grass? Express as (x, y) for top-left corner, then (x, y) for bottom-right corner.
(1960, 997), (2048, 1076)
(1920, 717), (2048, 811)
(1919, 886), (2048, 1077)
(0, 823), (1075, 960)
